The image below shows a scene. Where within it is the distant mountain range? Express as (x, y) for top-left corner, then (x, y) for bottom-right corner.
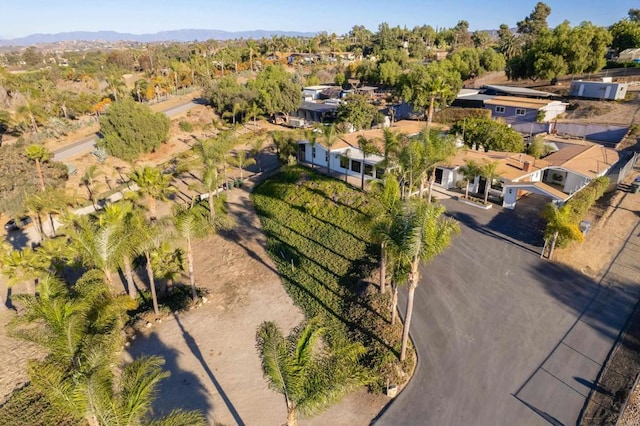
(0, 29), (318, 46)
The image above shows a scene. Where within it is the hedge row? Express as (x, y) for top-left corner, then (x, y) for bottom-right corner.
(433, 107), (491, 125)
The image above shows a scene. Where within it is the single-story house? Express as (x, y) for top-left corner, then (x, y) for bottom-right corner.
(452, 89), (496, 108)
(569, 80), (628, 101)
(483, 96), (567, 123)
(293, 101), (338, 123)
(435, 143), (619, 209)
(297, 120), (427, 182)
(303, 85), (332, 101)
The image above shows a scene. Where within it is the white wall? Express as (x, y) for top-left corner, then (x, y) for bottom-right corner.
(563, 172), (589, 193)
(503, 187), (518, 209)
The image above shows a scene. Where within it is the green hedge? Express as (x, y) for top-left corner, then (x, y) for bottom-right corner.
(252, 166), (412, 391)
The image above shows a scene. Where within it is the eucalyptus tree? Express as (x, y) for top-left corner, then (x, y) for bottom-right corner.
(396, 201), (459, 361)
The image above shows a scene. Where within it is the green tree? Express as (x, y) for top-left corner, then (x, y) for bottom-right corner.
(517, 2), (552, 38)
(173, 203), (211, 302)
(250, 64), (302, 121)
(479, 161), (500, 205)
(256, 320), (366, 426)
(451, 118), (524, 153)
(336, 93), (379, 131)
(458, 159), (481, 199)
(228, 149), (256, 180)
(129, 166), (176, 220)
(610, 19), (640, 53)
(319, 123), (340, 174)
(98, 100), (171, 161)
(402, 61), (462, 128)
(25, 144), (52, 192)
(357, 135), (380, 190)
(397, 201), (459, 361)
(542, 203), (583, 259)
(81, 164), (101, 208)
(370, 176), (402, 294)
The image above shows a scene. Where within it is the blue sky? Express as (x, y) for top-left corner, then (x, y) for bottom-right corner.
(1, 0), (636, 38)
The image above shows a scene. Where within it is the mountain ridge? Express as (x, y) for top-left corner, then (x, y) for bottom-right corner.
(0, 29), (318, 46)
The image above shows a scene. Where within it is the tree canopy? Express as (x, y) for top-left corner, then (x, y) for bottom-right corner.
(451, 118), (525, 152)
(249, 64), (302, 117)
(98, 99), (171, 161)
(336, 93), (380, 131)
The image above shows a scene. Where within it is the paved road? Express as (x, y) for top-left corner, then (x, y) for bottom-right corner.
(376, 198), (640, 426)
(53, 100), (200, 161)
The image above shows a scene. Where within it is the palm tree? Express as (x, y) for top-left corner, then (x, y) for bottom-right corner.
(459, 159), (481, 199)
(25, 144), (52, 192)
(228, 150), (256, 181)
(15, 99), (47, 134)
(82, 164), (101, 208)
(320, 123), (340, 174)
(419, 130), (457, 203)
(99, 201), (144, 299)
(542, 204), (583, 260)
(251, 136), (265, 172)
(426, 76), (454, 129)
(138, 220), (166, 317)
(150, 241), (184, 297)
(129, 166), (176, 220)
(357, 135), (380, 191)
(68, 214), (122, 288)
(370, 176), (402, 295)
(10, 271), (204, 426)
(398, 201), (459, 361)
(479, 161), (500, 205)
(0, 246), (45, 295)
(104, 70), (125, 102)
(173, 203), (210, 302)
(306, 129), (318, 170)
(0, 242), (15, 309)
(256, 320), (365, 426)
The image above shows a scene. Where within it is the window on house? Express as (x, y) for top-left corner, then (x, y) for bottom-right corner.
(516, 108), (526, 116)
(364, 164), (374, 176)
(376, 168), (385, 179)
(325, 152), (329, 162)
(312, 147), (316, 158)
(340, 156), (349, 169)
(351, 160), (361, 173)
(495, 106), (505, 113)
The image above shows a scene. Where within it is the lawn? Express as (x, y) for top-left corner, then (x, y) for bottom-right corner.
(252, 166), (413, 390)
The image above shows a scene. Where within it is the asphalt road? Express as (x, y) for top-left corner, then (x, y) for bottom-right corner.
(52, 100), (200, 161)
(376, 197), (640, 426)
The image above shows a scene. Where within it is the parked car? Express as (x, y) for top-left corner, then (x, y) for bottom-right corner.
(4, 216), (33, 231)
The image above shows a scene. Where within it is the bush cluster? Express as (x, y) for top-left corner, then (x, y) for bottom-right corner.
(433, 107), (491, 125)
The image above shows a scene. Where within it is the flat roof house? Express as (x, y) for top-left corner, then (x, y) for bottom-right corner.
(569, 80), (628, 101)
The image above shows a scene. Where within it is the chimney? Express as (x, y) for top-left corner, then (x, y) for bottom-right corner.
(523, 160), (532, 172)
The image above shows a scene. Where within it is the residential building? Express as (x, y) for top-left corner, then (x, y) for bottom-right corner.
(483, 96), (567, 123)
(569, 79), (629, 101)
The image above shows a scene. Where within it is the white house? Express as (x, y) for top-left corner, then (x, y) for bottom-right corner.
(436, 142), (619, 209)
(302, 85), (332, 101)
(297, 121), (427, 183)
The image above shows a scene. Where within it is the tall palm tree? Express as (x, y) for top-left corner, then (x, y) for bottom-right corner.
(479, 161), (500, 205)
(228, 150), (256, 181)
(0, 246), (45, 295)
(104, 70), (125, 102)
(370, 176), (402, 295)
(256, 320), (366, 426)
(15, 99), (47, 134)
(129, 166), (176, 220)
(137, 220), (166, 317)
(173, 203), (210, 302)
(398, 201), (459, 361)
(0, 242), (14, 309)
(419, 130), (457, 203)
(381, 128), (403, 169)
(426, 76), (454, 129)
(542, 204), (583, 260)
(357, 136), (380, 191)
(25, 144), (52, 192)
(459, 159), (481, 199)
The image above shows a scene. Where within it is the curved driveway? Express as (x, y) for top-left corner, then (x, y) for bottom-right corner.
(376, 197), (640, 426)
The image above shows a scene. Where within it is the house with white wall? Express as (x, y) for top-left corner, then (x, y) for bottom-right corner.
(436, 142), (618, 209)
(297, 120), (426, 183)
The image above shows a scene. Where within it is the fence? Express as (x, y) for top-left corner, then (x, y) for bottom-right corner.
(616, 152), (639, 185)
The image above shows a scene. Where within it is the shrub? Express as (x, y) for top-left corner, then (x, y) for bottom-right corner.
(433, 107), (491, 125)
(179, 120), (194, 132)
